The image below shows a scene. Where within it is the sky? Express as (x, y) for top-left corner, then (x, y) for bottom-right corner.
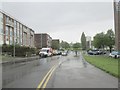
(0, 1), (114, 43)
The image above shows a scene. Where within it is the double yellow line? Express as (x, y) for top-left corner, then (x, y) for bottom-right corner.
(36, 65), (57, 90)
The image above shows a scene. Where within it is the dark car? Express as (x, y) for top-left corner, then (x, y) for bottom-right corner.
(87, 50), (99, 55)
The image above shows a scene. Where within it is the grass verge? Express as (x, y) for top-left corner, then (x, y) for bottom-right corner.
(83, 54), (119, 78)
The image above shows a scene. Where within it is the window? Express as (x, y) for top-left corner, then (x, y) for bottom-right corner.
(14, 20), (17, 28)
(6, 26), (9, 35)
(23, 32), (27, 45)
(0, 34), (3, 45)
(0, 13), (3, 34)
(14, 29), (16, 39)
(6, 36), (9, 44)
(0, 17), (3, 23)
(10, 36), (13, 45)
(6, 16), (9, 24)
(0, 25), (3, 34)
(10, 28), (13, 36)
(17, 22), (19, 38)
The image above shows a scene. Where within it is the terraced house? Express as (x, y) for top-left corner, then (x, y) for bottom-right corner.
(0, 11), (35, 47)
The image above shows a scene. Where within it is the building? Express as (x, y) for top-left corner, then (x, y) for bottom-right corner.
(0, 11), (34, 47)
(34, 33), (52, 49)
(52, 39), (60, 49)
(86, 36), (92, 49)
(114, 0), (120, 51)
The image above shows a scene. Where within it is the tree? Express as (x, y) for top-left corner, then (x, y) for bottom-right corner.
(93, 32), (106, 49)
(60, 41), (70, 49)
(72, 42), (81, 56)
(72, 42), (81, 50)
(105, 29), (115, 52)
(51, 40), (60, 49)
(81, 32), (86, 50)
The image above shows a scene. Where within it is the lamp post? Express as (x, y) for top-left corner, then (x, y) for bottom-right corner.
(41, 34), (42, 49)
(13, 38), (17, 57)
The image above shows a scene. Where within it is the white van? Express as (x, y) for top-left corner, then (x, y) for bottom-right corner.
(39, 48), (53, 58)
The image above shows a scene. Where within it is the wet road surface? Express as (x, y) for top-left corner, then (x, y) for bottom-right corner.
(47, 53), (118, 88)
(2, 52), (118, 88)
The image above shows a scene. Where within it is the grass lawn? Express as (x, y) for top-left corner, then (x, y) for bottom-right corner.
(83, 54), (119, 77)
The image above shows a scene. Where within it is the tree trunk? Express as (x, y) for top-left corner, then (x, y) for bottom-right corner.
(109, 47), (112, 53)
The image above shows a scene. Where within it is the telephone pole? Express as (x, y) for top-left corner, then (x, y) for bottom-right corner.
(114, 0), (120, 51)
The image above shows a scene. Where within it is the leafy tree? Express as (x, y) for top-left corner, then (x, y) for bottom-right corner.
(81, 32), (86, 50)
(93, 32), (106, 49)
(72, 42), (81, 50)
(60, 41), (70, 49)
(105, 29), (115, 52)
(51, 40), (60, 49)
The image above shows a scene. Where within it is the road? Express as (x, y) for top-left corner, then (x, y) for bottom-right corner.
(2, 51), (118, 89)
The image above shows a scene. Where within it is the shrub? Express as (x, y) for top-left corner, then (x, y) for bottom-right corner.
(2, 44), (36, 57)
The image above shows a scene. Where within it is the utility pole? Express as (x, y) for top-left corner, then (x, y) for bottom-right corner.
(114, 0), (120, 51)
(41, 34), (42, 49)
(13, 38), (17, 57)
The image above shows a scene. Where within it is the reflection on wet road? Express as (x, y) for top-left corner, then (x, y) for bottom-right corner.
(2, 56), (60, 88)
(47, 52), (118, 88)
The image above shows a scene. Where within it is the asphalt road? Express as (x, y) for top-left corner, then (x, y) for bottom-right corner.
(2, 52), (118, 88)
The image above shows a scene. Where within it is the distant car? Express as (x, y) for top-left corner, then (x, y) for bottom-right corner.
(57, 51), (62, 55)
(109, 51), (120, 58)
(62, 51), (68, 56)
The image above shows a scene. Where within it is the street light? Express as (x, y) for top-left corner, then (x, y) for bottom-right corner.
(41, 34), (42, 49)
(13, 38), (17, 57)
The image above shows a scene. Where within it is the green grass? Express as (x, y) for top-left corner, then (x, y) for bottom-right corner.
(83, 54), (119, 77)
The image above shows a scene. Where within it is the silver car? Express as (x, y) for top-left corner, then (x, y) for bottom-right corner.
(109, 51), (120, 58)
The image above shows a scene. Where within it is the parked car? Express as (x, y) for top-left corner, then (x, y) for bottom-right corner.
(57, 50), (62, 55)
(87, 50), (106, 55)
(62, 51), (68, 56)
(87, 50), (99, 55)
(98, 50), (107, 55)
(109, 51), (120, 58)
(39, 48), (53, 58)
(52, 50), (58, 56)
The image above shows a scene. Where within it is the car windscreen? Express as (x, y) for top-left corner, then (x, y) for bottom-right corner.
(111, 51), (118, 55)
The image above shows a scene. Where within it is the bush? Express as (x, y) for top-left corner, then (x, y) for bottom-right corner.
(2, 44), (36, 57)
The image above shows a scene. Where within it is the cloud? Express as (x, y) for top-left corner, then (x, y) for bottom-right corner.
(2, 2), (114, 43)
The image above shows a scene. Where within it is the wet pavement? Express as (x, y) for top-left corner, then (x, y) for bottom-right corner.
(2, 52), (118, 88)
(47, 52), (118, 88)
(2, 56), (60, 88)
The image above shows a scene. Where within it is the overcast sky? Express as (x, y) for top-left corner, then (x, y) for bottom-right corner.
(1, 1), (114, 43)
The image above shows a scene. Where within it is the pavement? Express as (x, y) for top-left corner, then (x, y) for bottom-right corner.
(1, 55), (39, 65)
(1, 52), (118, 88)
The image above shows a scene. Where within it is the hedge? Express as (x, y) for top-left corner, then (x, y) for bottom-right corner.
(1, 44), (36, 57)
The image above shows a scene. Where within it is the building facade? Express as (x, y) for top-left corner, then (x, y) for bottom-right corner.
(0, 12), (3, 45)
(114, 0), (120, 51)
(34, 33), (52, 49)
(86, 36), (92, 50)
(0, 11), (34, 47)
